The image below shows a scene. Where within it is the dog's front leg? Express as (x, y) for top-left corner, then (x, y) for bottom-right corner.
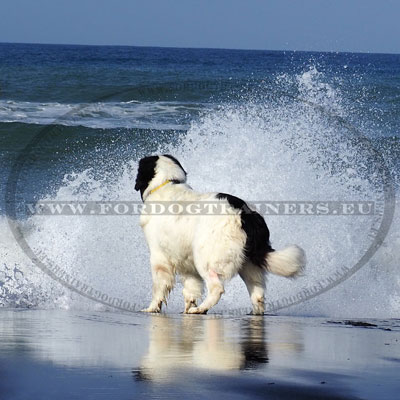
(182, 274), (203, 313)
(142, 263), (175, 313)
(187, 269), (224, 314)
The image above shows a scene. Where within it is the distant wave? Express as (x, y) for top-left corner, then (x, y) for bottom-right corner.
(0, 99), (208, 130)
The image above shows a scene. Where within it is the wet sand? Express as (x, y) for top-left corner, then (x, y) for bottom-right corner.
(0, 310), (399, 399)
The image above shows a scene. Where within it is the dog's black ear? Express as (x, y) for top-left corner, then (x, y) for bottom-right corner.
(135, 156), (159, 196)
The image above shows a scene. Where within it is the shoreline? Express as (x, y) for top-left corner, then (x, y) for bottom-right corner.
(0, 309), (399, 399)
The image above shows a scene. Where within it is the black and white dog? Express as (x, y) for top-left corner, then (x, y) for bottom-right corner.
(135, 155), (306, 314)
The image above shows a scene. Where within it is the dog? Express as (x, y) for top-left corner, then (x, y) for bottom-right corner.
(135, 154), (306, 315)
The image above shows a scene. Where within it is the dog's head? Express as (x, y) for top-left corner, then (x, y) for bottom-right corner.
(135, 155), (187, 200)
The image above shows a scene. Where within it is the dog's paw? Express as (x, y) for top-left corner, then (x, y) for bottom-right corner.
(184, 300), (197, 314)
(251, 310), (265, 316)
(141, 307), (161, 313)
(187, 306), (208, 314)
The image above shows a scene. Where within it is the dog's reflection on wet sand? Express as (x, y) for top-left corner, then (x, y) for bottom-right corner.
(134, 315), (303, 381)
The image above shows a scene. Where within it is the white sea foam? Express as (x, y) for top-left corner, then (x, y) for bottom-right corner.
(1, 68), (398, 318)
(0, 99), (204, 130)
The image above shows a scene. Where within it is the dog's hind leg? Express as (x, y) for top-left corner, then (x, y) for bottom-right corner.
(182, 274), (203, 313)
(239, 263), (266, 315)
(187, 269), (224, 314)
(142, 263), (175, 313)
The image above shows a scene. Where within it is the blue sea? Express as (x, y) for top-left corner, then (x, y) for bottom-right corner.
(0, 43), (399, 317)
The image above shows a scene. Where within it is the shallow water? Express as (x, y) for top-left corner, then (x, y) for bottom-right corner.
(1, 310), (399, 399)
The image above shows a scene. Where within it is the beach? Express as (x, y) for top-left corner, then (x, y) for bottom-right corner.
(0, 309), (399, 399)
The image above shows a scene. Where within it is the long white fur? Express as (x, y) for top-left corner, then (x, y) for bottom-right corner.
(266, 245), (306, 277)
(139, 155), (305, 315)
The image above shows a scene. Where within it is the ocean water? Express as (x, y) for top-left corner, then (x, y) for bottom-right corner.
(0, 43), (399, 318)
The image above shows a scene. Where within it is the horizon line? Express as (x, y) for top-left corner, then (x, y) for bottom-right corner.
(1, 41), (399, 57)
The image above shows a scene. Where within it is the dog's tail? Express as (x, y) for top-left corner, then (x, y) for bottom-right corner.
(265, 245), (306, 277)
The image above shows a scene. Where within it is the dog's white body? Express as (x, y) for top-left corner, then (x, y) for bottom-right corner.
(136, 155), (306, 315)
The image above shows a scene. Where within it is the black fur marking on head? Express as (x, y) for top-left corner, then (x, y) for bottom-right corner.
(216, 193), (274, 268)
(135, 156), (159, 199)
(162, 154), (187, 176)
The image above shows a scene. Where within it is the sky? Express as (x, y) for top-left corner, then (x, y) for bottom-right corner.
(0, 0), (399, 54)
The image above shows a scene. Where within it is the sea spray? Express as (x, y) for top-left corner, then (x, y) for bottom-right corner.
(2, 67), (398, 318)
